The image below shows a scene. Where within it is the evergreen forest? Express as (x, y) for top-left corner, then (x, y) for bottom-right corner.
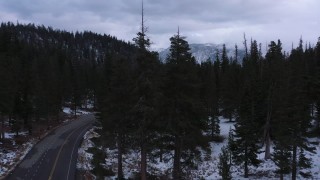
(0, 21), (320, 180)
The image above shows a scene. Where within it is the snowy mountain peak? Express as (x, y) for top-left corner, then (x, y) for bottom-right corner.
(158, 43), (244, 63)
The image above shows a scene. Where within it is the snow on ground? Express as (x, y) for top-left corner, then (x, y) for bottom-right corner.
(77, 127), (100, 171)
(103, 148), (174, 179)
(196, 117), (320, 180)
(78, 117), (320, 180)
(63, 107), (91, 115)
(0, 139), (35, 177)
(191, 117), (235, 179)
(63, 107), (72, 114)
(197, 117), (320, 180)
(4, 131), (28, 139)
(306, 137), (320, 178)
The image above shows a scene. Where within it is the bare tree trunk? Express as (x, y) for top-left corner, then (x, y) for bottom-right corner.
(173, 135), (182, 180)
(265, 134), (271, 160)
(264, 113), (271, 160)
(117, 134), (123, 179)
(292, 139), (297, 180)
(211, 116), (214, 139)
(141, 142), (147, 180)
(264, 85), (273, 160)
(244, 145), (249, 178)
(1, 114), (4, 140)
(159, 147), (163, 162)
(74, 103), (77, 118)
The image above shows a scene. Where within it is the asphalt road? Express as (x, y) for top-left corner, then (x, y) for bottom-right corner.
(6, 114), (95, 180)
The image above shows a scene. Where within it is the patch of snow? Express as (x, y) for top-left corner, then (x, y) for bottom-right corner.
(63, 107), (91, 115)
(63, 107), (72, 114)
(4, 131), (28, 139)
(0, 139), (35, 177)
(77, 109), (91, 115)
(77, 127), (100, 171)
(82, 116), (320, 180)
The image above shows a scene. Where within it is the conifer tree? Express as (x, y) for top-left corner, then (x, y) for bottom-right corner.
(271, 39), (315, 180)
(131, 2), (161, 179)
(199, 60), (220, 139)
(96, 54), (134, 179)
(231, 39), (262, 178)
(263, 40), (284, 160)
(164, 29), (207, 179)
(218, 146), (232, 180)
(272, 142), (292, 180)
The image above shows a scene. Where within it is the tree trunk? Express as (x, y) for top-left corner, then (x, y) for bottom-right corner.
(159, 147), (163, 162)
(211, 116), (214, 139)
(292, 141), (297, 180)
(1, 114), (4, 140)
(265, 85), (273, 160)
(74, 103), (77, 117)
(173, 135), (181, 180)
(280, 170), (283, 180)
(244, 145), (249, 178)
(265, 133), (271, 160)
(141, 142), (147, 180)
(117, 134), (124, 179)
(9, 114), (12, 126)
(316, 102), (320, 131)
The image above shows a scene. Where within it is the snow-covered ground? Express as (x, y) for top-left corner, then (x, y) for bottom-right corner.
(0, 109), (91, 178)
(0, 106), (94, 178)
(195, 118), (320, 180)
(63, 107), (91, 115)
(0, 133), (36, 178)
(78, 117), (320, 179)
(77, 127), (100, 172)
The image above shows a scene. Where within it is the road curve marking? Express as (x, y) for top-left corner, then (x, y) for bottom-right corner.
(48, 127), (78, 180)
(66, 125), (91, 180)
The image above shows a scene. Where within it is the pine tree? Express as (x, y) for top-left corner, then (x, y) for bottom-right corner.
(96, 54), (135, 179)
(218, 146), (232, 180)
(199, 60), (220, 139)
(313, 37), (320, 134)
(271, 39), (315, 180)
(130, 2), (161, 179)
(164, 29), (208, 179)
(232, 87), (261, 178)
(220, 44), (242, 123)
(272, 142), (292, 180)
(231, 39), (262, 178)
(263, 40), (285, 160)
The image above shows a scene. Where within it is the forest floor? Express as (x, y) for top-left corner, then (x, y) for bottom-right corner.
(0, 107), (91, 178)
(78, 117), (320, 180)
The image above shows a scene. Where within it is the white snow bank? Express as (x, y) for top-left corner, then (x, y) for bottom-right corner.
(0, 139), (35, 177)
(77, 127), (100, 170)
(63, 107), (91, 115)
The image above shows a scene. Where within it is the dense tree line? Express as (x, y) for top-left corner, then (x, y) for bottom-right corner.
(96, 27), (320, 179)
(1, 21), (319, 180)
(0, 22), (136, 137)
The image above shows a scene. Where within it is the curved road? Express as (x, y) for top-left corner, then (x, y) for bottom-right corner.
(6, 114), (95, 180)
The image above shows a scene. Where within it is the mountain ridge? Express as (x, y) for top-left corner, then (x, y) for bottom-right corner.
(158, 43), (245, 63)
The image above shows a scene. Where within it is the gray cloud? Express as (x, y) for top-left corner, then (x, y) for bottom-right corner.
(0, 0), (319, 51)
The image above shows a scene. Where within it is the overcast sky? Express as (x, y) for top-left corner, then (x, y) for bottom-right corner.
(0, 0), (319, 52)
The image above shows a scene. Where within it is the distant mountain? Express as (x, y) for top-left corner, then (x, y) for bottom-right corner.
(158, 43), (245, 63)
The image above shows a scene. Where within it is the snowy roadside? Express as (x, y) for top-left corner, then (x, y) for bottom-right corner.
(0, 133), (36, 179)
(85, 117), (320, 180)
(0, 107), (92, 179)
(77, 126), (100, 179)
